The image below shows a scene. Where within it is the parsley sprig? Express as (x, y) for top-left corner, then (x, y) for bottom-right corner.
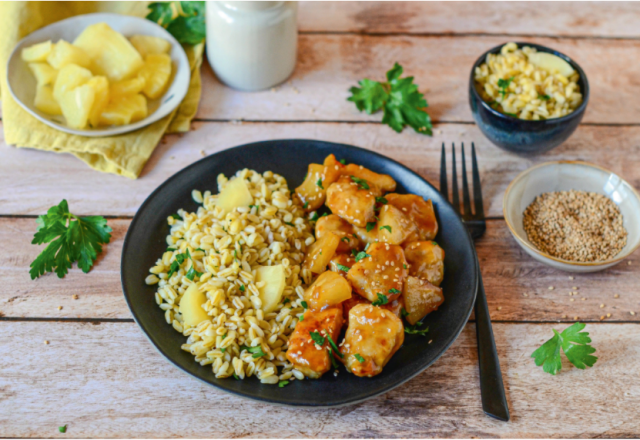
(240, 344), (267, 359)
(146, 1), (205, 45)
(531, 322), (597, 375)
(310, 331), (343, 368)
(497, 76), (515, 98)
(348, 62), (432, 135)
(371, 293), (389, 306)
(29, 200), (112, 279)
(350, 176), (370, 190)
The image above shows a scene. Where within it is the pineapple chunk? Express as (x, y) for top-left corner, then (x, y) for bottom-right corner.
(86, 76), (109, 128)
(73, 23), (143, 82)
(402, 276), (444, 325)
(304, 270), (352, 311)
(21, 40), (52, 62)
(129, 35), (171, 58)
(302, 232), (340, 274)
(34, 85), (62, 115)
(53, 64), (92, 101)
(255, 265), (286, 313)
(47, 41), (92, 70)
(59, 84), (95, 129)
(179, 283), (209, 327)
(110, 77), (146, 97)
(295, 163), (327, 212)
(28, 62), (58, 86)
(139, 53), (172, 99)
(98, 94), (147, 126)
(216, 177), (254, 213)
(378, 204), (418, 245)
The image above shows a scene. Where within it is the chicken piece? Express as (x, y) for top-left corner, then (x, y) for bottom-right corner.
(386, 194), (439, 240)
(382, 295), (405, 319)
(304, 270), (352, 311)
(341, 163), (396, 193)
(339, 303), (404, 377)
(403, 241), (445, 286)
(302, 232), (340, 274)
(328, 253), (356, 278)
(341, 294), (370, 328)
(346, 242), (408, 303)
(286, 307), (343, 378)
(402, 276), (444, 325)
(316, 214), (360, 253)
(378, 204), (419, 245)
(326, 176), (376, 227)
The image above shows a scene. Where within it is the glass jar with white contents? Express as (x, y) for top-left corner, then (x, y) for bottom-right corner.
(205, 1), (298, 91)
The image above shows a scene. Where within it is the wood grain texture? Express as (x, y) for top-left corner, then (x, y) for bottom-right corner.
(298, 1), (640, 38)
(195, 35), (640, 124)
(2, 217), (638, 322)
(1, 321), (639, 438)
(2, 121), (640, 218)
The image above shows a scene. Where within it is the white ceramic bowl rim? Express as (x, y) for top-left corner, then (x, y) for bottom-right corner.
(503, 160), (640, 267)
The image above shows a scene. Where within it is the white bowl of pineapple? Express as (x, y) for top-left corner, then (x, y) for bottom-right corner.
(6, 13), (190, 137)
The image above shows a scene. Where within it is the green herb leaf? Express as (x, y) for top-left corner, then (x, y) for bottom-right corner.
(233, 373), (239, 380)
(195, 248), (205, 252)
(400, 308), (409, 318)
(222, 333), (227, 339)
(403, 264), (407, 269)
(497, 76), (515, 97)
(170, 213), (182, 220)
(404, 322), (429, 335)
(354, 251), (371, 263)
(239, 285), (245, 292)
(431, 241), (438, 246)
(303, 201), (309, 209)
(284, 221), (295, 226)
(301, 301), (308, 309)
(58, 425), (67, 433)
(379, 225), (392, 233)
(504, 112), (518, 117)
(220, 347), (226, 353)
(336, 264), (350, 273)
(29, 200), (112, 279)
(316, 178), (324, 189)
(354, 353), (365, 363)
(327, 334), (343, 358)
(240, 345), (267, 358)
(310, 212), (319, 222)
(372, 293), (389, 306)
(341, 236), (350, 243)
(375, 197), (388, 205)
(278, 380), (290, 388)
(339, 159), (346, 165)
(538, 93), (551, 101)
(350, 176), (370, 190)
(531, 322), (598, 375)
(366, 221), (376, 232)
(167, 247), (176, 251)
(388, 288), (401, 295)
(364, 243), (370, 251)
(310, 331), (325, 346)
(146, 2), (206, 45)
(283, 298), (290, 304)
(185, 265), (202, 281)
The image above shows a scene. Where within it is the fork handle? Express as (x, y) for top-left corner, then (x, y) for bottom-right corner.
(474, 264), (510, 421)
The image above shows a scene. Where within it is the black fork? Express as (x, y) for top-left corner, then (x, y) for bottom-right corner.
(440, 142), (510, 422)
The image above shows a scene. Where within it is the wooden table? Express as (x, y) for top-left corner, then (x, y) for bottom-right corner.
(2, 2), (640, 437)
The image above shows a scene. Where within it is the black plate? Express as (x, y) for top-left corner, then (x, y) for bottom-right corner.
(121, 139), (478, 407)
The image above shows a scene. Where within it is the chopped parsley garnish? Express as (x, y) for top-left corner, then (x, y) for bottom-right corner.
(327, 334), (343, 358)
(310, 331), (325, 346)
(316, 178), (324, 189)
(379, 225), (392, 233)
(220, 347), (226, 353)
(336, 264), (350, 273)
(29, 199), (112, 279)
(405, 322), (429, 335)
(351, 248), (358, 257)
(233, 373), (239, 380)
(301, 301), (308, 309)
(354, 354), (365, 363)
(310, 212), (319, 222)
(195, 248), (205, 252)
(283, 298), (290, 304)
(170, 213), (181, 220)
(310, 331), (342, 364)
(431, 241), (438, 246)
(538, 93), (551, 101)
(341, 236), (350, 243)
(303, 201), (309, 209)
(504, 112), (518, 117)
(249, 204), (260, 212)
(388, 288), (401, 295)
(222, 333), (227, 339)
(278, 380), (290, 388)
(531, 322), (597, 375)
(59, 425), (67, 433)
(372, 293), (389, 306)
(354, 251), (371, 262)
(348, 62), (432, 135)
(167, 247), (176, 251)
(284, 221), (295, 226)
(240, 345), (267, 358)
(375, 197), (388, 205)
(497, 76), (515, 98)
(364, 243), (370, 251)
(400, 308), (409, 318)
(299, 315), (304, 321)
(350, 176), (370, 190)
(339, 159), (346, 165)
(403, 263), (407, 269)
(239, 285), (245, 292)
(185, 265), (203, 281)
(366, 221), (376, 232)
(167, 249), (194, 278)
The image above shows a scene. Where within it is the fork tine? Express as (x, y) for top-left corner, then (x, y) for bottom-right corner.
(451, 143), (460, 214)
(440, 143), (449, 200)
(461, 143), (472, 217)
(471, 142), (485, 218)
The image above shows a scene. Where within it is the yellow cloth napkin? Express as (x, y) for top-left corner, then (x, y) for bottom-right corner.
(0, 1), (204, 179)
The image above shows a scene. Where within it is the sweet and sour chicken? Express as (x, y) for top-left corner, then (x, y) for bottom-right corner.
(290, 154), (446, 380)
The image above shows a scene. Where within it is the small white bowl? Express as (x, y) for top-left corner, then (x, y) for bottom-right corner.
(6, 13), (190, 137)
(503, 161), (640, 273)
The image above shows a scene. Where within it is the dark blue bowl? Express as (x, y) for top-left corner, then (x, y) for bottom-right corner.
(469, 42), (589, 155)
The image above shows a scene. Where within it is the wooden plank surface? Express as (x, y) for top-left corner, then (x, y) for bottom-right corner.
(1, 321), (638, 438)
(195, 35), (640, 124)
(298, 1), (640, 38)
(2, 122), (640, 219)
(3, 217), (638, 322)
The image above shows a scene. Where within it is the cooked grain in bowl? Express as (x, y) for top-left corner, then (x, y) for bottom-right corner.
(474, 42), (583, 120)
(145, 169), (314, 384)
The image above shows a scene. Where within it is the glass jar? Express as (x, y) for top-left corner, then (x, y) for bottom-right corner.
(205, 1), (298, 91)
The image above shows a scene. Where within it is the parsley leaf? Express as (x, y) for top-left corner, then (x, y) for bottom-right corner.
(170, 213), (182, 220)
(388, 288), (401, 295)
(405, 322), (429, 335)
(278, 380), (290, 388)
(310, 212), (319, 222)
(379, 225), (392, 233)
(366, 221), (376, 232)
(146, 1), (206, 45)
(185, 265), (202, 281)
(29, 200), (112, 279)
(403, 263), (407, 269)
(531, 322), (598, 375)
(303, 201), (309, 209)
(283, 298), (290, 304)
(350, 176), (370, 190)
(339, 159), (346, 165)
(400, 308), (409, 318)
(240, 345), (267, 359)
(538, 93), (551, 101)
(310, 331), (325, 346)
(497, 76), (515, 98)
(336, 264), (350, 273)
(316, 178), (324, 189)
(327, 334), (343, 358)
(239, 285), (245, 292)
(59, 425), (67, 433)
(354, 251), (370, 262)
(341, 236), (350, 243)
(354, 353), (365, 363)
(372, 293), (389, 306)
(375, 197), (388, 205)
(301, 301), (308, 309)
(348, 62), (432, 135)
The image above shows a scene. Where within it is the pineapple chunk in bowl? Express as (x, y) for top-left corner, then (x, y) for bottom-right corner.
(6, 13), (190, 137)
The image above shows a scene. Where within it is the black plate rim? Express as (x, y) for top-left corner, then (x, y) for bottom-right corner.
(121, 139), (479, 407)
